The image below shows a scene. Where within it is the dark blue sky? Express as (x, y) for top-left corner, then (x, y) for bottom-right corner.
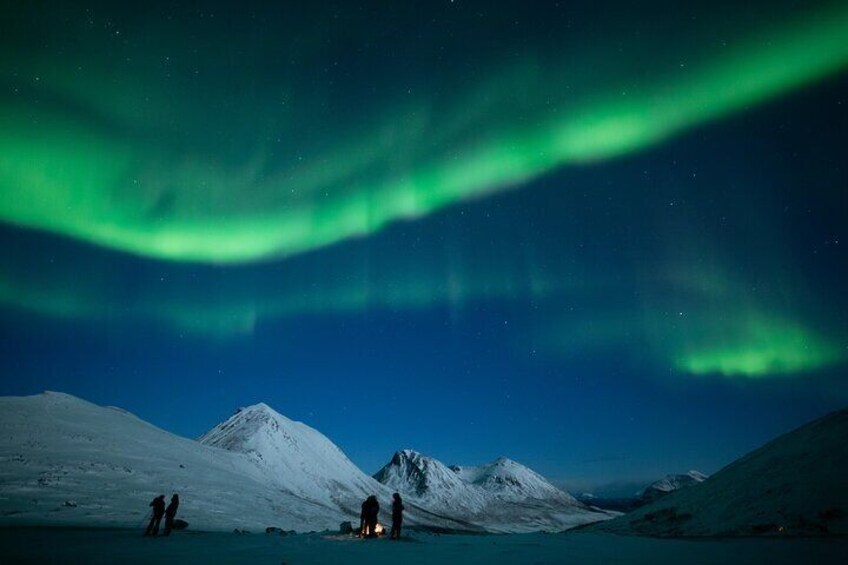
(1, 1), (846, 493)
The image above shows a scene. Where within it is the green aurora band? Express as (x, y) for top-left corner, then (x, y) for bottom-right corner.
(541, 279), (845, 380)
(1, 217), (844, 378)
(675, 320), (843, 378)
(1, 3), (846, 380)
(1, 4), (847, 263)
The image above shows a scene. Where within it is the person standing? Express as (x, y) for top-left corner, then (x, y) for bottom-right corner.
(365, 495), (380, 537)
(359, 498), (368, 537)
(390, 492), (404, 540)
(163, 493), (180, 536)
(144, 495), (166, 536)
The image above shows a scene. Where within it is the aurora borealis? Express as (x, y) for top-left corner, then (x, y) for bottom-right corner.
(1, 1), (847, 488)
(3, 1), (848, 263)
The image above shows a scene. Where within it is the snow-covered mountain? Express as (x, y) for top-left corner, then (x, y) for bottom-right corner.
(451, 457), (579, 503)
(373, 449), (612, 532)
(198, 403), (381, 515)
(592, 409), (848, 536)
(374, 450), (488, 511)
(640, 470), (708, 503)
(196, 404), (485, 532)
(0, 392), (342, 531)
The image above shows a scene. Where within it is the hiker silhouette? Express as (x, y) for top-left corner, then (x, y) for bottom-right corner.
(144, 495), (166, 536)
(361, 495), (380, 537)
(390, 492), (404, 540)
(163, 494), (180, 536)
(359, 498), (368, 537)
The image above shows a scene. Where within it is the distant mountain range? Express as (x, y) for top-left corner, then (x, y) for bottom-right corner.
(639, 470), (708, 504)
(575, 470), (709, 513)
(373, 449), (603, 532)
(0, 392), (610, 533)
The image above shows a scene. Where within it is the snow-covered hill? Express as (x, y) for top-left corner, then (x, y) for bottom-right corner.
(198, 403), (382, 516)
(374, 449), (612, 532)
(592, 409), (848, 536)
(374, 450), (488, 511)
(640, 470), (708, 503)
(0, 392), (342, 531)
(451, 457), (579, 503)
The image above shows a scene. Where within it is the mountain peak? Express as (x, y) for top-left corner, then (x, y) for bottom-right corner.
(451, 457), (579, 504)
(237, 402), (276, 416)
(641, 470), (709, 502)
(375, 449), (474, 500)
(201, 401), (304, 449)
(392, 449), (426, 464)
(375, 449), (582, 514)
(199, 402), (378, 505)
(687, 470), (709, 481)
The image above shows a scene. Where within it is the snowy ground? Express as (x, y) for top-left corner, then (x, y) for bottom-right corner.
(0, 528), (845, 564)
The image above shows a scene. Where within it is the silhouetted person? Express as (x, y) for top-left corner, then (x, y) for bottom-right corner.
(390, 492), (404, 540)
(144, 495), (166, 536)
(163, 494), (180, 536)
(364, 495), (380, 537)
(359, 498), (368, 537)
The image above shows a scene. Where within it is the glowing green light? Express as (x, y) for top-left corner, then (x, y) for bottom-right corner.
(1, 5), (847, 263)
(675, 319), (842, 377)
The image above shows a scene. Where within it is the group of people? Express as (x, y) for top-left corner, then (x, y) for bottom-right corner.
(142, 490), (405, 539)
(144, 493), (180, 537)
(359, 492), (404, 540)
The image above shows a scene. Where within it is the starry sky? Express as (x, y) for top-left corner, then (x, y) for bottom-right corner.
(1, 1), (847, 492)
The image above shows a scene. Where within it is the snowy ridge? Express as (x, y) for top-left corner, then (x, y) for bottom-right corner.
(640, 470), (708, 503)
(374, 450), (488, 511)
(374, 449), (611, 532)
(198, 403), (381, 512)
(594, 409), (848, 536)
(647, 470), (709, 494)
(451, 456), (579, 503)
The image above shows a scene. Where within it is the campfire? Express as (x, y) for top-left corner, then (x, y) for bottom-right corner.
(360, 522), (385, 537)
(339, 519), (386, 537)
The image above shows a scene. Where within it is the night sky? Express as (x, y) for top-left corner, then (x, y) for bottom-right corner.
(1, 1), (847, 493)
